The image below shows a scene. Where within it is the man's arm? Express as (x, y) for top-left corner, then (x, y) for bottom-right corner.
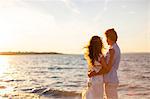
(88, 49), (115, 78)
(107, 49), (115, 71)
(88, 67), (108, 78)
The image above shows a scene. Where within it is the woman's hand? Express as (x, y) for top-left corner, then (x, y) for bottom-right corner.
(88, 71), (97, 78)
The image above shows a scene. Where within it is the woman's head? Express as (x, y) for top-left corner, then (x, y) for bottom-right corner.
(105, 28), (118, 45)
(86, 36), (103, 65)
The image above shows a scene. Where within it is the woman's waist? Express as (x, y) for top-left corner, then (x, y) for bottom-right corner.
(90, 66), (102, 73)
(89, 75), (103, 80)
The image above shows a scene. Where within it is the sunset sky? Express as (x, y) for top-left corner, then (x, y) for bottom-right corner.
(0, 0), (149, 54)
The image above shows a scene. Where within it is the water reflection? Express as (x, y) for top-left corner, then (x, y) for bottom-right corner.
(0, 56), (13, 97)
(0, 56), (10, 75)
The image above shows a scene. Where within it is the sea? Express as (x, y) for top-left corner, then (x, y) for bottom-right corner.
(0, 53), (149, 99)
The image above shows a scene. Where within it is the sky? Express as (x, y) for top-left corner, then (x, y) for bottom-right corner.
(0, 0), (149, 54)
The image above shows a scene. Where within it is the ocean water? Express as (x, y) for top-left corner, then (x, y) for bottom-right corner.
(0, 53), (149, 99)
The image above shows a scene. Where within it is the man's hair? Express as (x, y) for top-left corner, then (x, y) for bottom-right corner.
(105, 28), (118, 42)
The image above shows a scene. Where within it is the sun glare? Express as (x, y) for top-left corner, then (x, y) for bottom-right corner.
(0, 56), (9, 75)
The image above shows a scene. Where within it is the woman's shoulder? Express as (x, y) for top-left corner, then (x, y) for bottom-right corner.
(98, 53), (104, 59)
(94, 60), (100, 64)
(99, 53), (104, 57)
(94, 53), (104, 64)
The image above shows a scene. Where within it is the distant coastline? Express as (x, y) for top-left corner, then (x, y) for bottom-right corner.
(0, 52), (63, 55)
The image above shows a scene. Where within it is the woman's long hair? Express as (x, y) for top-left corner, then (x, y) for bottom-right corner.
(85, 36), (104, 66)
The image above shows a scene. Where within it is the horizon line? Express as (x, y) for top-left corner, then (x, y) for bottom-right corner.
(0, 51), (149, 55)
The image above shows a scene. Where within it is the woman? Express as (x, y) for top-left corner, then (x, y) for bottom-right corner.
(82, 36), (108, 99)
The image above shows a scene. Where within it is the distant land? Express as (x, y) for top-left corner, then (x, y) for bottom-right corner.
(0, 52), (63, 55)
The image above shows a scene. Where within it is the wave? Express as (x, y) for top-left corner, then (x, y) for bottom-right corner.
(48, 67), (84, 70)
(31, 87), (81, 98)
(119, 84), (128, 88)
(134, 75), (150, 80)
(0, 79), (25, 82)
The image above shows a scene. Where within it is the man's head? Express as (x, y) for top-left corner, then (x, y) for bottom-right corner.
(105, 28), (118, 45)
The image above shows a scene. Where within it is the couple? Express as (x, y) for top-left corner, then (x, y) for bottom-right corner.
(82, 28), (121, 99)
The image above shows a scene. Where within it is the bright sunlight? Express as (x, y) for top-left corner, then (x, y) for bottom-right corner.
(0, 56), (9, 75)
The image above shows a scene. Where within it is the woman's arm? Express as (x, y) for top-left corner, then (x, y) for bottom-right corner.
(100, 56), (110, 72)
(88, 67), (108, 77)
(88, 56), (109, 77)
(88, 50), (115, 77)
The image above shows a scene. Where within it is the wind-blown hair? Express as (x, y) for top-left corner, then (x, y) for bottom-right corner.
(85, 36), (104, 66)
